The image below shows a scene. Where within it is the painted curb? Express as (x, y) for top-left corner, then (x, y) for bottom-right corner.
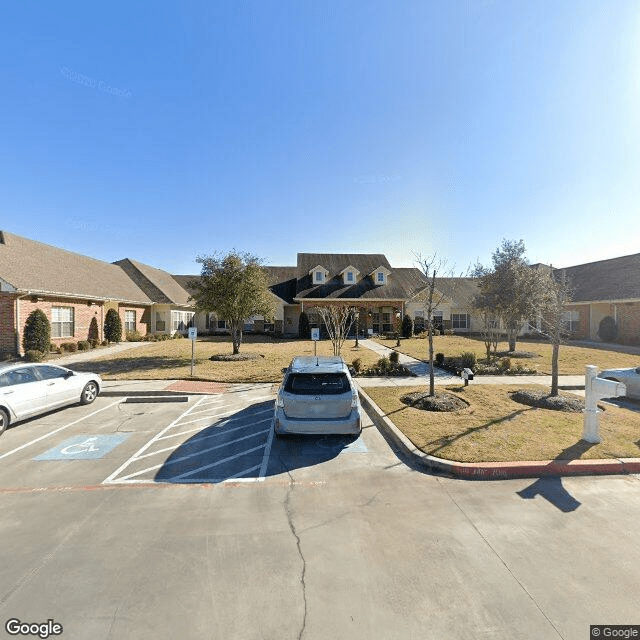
(356, 384), (640, 480)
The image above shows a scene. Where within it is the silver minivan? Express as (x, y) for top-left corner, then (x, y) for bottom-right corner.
(273, 356), (362, 436)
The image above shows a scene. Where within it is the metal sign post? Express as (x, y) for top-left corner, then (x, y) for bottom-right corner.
(311, 327), (320, 356)
(188, 327), (198, 376)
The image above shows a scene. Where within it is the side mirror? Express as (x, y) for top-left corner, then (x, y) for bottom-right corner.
(64, 371), (74, 378)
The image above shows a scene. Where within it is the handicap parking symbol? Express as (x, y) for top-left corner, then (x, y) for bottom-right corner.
(34, 434), (130, 460)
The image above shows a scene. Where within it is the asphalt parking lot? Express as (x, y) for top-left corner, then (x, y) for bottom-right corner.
(0, 381), (392, 492)
(2, 382), (640, 640)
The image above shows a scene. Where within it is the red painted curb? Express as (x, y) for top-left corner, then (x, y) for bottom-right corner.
(357, 385), (640, 480)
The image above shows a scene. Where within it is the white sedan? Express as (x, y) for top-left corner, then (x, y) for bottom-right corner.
(0, 363), (102, 435)
(599, 366), (640, 400)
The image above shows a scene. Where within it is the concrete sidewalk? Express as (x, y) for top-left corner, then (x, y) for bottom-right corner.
(356, 338), (585, 388)
(49, 341), (145, 367)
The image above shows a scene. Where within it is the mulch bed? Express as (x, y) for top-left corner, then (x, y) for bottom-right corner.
(209, 353), (262, 361)
(401, 391), (469, 412)
(509, 389), (585, 413)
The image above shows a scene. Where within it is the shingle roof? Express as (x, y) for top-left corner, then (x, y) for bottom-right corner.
(432, 278), (480, 307)
(0, 231), (151, 304)
(294, 253), (422, 300)
(556, 253), (640, 302)
(114, 259), (192, 306)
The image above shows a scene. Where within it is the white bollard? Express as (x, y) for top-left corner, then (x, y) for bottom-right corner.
(582, 365), (626, 444)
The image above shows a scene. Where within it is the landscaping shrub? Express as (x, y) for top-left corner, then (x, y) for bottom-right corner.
(298, 312), (311, 339)
(77, 340), (91, 351)
(88, 317), (100, 345)
(598, 316), (618, 342)
(101, 340), (108, 347)
(60, 342), (77, 353)
(351, 357), (362, 373)
(172, 332), (184, 339)
(22, 309), (50, 354)
(435, 353), (445, 366)
(377, 356), (391, 371)
(126, 330), (143, 342)
(104, 308), (122, 343)
(460, 352), (477, 371)
(402, 314), (413, 338)
(389, 350), (400, 365)
(500, 357), (511, 371)
(24, 350), (46, 362)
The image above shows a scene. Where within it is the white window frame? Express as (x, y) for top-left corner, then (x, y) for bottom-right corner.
(452, 314), (469, 329)
(562, 311), (579, 333)
(314, 271), (325, 284)
(51, 306), (74, 338)
(124, 310), (136, 333)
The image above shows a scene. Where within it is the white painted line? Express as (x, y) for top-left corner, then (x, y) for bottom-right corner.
(170, 443), (266, 480)
(162, 410), (272, 441)
(174, 464), (263, 483)
(0, 399), (123, 461)
(136, 418), (273, 461)
(258, 420), (274, 481)
(116, 429), (270, 481)
(102, 395), (207, 484)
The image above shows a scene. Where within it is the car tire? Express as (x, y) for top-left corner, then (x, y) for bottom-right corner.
(80, 382), (99, 405)
(0, 408), (8, 436)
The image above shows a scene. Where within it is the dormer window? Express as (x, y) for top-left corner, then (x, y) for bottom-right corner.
(339, 265), (360, 286)
(370, 266), (391, 285)
(309, 265), (329, 285)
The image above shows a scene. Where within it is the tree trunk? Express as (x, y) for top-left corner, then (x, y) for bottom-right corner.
(428, 324), (435, 396)
(550, 340), (559, 396)
(508, 329), (517, 352)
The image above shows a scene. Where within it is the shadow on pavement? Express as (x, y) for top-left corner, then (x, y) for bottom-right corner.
(153, 400), (355, 483)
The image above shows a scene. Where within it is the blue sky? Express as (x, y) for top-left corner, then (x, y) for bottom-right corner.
(1, 1), (638, 275)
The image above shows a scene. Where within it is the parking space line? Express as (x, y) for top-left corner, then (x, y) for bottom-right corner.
(0, 400), (124, 461)
(170, 444), (266, 481)
(258, 423), (274, 481)
(163, 409), (272, 441)
(117, 429), (271, 481)
(102, 396), (208, 485)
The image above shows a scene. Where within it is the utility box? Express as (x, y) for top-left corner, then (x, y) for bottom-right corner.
(583, 365), (626, 443)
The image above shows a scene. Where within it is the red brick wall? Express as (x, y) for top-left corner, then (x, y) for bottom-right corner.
(118, 305), (148, 336)
(563, 303), (590, 339)
(17, 297), (104, 354)
(0, 293), (17, 354)
(616, 302), (640, 345)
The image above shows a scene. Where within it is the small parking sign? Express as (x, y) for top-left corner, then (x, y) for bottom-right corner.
(311, 328), (320, 341)
(188, 327), (197, 340)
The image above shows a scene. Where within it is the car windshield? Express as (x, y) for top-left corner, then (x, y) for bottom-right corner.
(285, 373), (350, 395)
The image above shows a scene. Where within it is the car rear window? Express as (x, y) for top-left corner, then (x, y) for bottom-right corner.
(284, 373), (350, 395)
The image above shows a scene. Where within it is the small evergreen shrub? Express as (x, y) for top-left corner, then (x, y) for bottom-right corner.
(351, 357), (362, 373)
(389, 350), (400, 365)
(435, 353), (445, 366)
(298, 312), (311, 339)
(598, 316), (618, 342)
(24, 350), (46, 362)
(77, 341), (91, 351)
(500, 357), (511, 371)
(23, 309), (51, 354)
(377, 356), (391, 371)
(460, 352), (477, 371)
(402, 314), (413, 338)
(88, 317), (100, 345)
(101, 340), (108, 347)
(104, 308), (122, 343)
(126, 330), (143, 342)
(60, 342), (77, 352)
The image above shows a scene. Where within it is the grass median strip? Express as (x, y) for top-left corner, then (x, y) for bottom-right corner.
(365, 383), (640, 463)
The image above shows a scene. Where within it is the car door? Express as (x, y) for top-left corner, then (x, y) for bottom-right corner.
(0, 367), (48, 420)
(34, 365), (80, 409)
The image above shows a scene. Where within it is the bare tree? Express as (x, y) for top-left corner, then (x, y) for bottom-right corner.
(538, 268), (572, 396)
(414, 254), (464, 396)
(314, 304), (356, 356)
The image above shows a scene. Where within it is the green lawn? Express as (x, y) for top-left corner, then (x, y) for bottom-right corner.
(365, 384), (640, 462)
(69, 335), (381, 383)
(374, 335), (640, 375)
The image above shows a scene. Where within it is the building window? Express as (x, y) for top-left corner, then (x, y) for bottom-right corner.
(171, 311), (195, 332)
(315, 271), (324, 283)
(376, 272), (384, 283)
(51, 307), (74, 338)
(347, 272), (354, 282)
(562, 311), (579, 333)
(452, 314), (469, 329)
(217, 319), (227, 330)
(381, 312), (393, 333)
(124, 310), (136, 333)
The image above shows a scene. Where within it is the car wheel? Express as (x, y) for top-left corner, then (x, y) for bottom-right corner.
(80, 382), (99, 405)
(0, 408), (8, 436)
